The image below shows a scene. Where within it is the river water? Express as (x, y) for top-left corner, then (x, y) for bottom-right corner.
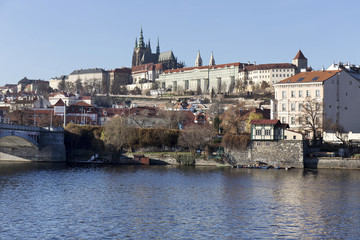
(0, 162), (359, 239)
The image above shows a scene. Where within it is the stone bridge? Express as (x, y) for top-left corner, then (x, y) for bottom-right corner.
(0, 124), (66, 162)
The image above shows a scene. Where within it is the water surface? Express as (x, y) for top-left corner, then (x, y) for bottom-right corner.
(0, 162), (359, 239)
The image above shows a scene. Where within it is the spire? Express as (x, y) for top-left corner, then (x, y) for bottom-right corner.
(135, 38), (138, 48)
(138, 27), (145, 48)
(156, 37), (160, 55)
(209, 51), (215, 66)
(195, 50), (202, 67)
(293, 50), (307, 60)
(147, 39), (151, 51)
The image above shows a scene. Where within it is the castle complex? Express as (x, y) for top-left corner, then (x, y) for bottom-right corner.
(131, 28), (183, 70)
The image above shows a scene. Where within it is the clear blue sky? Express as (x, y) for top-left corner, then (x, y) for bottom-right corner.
(0, 0), (359, 86)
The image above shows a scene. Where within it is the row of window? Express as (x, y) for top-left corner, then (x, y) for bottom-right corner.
(255, 129), (271, 135)
(281, 116), (320, 125)
(280, 89), (321, 98)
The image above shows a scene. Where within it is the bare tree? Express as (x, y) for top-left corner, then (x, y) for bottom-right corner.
(300, 98), (323, 144)
(58, 79), (66, 92)
(158, 110), (188, 129)
(220, 103), (246, 134)
(129, 109), (151, 128)
(103, 116), (136, 152)
(178, 124), (214, 153)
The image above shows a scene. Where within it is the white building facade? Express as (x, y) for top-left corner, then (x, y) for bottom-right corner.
(272, 70), (360, 133)
(158, 62), (247, 94)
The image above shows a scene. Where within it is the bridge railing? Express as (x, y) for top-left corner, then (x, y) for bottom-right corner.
(0, 123), (64, 132)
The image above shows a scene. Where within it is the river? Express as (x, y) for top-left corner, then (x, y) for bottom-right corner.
(0, 162), (359, 239)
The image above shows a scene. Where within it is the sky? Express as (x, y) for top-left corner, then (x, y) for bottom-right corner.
(0, 0), (359, 86)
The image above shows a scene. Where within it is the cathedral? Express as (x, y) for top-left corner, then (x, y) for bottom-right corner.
(131, 28), (184, 70)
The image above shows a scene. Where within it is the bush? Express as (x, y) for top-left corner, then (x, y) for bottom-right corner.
(176, 154), (196, 166)
(222, 133), (250, 150)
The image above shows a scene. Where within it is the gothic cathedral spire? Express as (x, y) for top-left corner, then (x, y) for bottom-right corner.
(156, 37), (160, 55)
(138, 27), (145, 48)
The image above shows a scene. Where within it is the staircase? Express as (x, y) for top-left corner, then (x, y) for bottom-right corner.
(222, 152), (238, 167)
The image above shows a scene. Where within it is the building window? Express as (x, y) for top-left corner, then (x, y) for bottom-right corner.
(315, 90), (320, 97)
(282, 91), (286, 98)
(299, 90), (303, 97)
(184, 80), (189, 90)
(291, 103), (295, 111)
(293, 135), (297, 140)
(306, 90), (311, 97)
(266, 142), (270, 146)
(299, 103), (303, 111)
(298, 117), (302, 124)
(265, 129), (271, 135)
(255, 129), (262, 135)
(272, 74), (274, 77)
(276, 74), (278, 77)
(282, 117), (286, 123)
(291, 117), (295, 125)
(282, 103), (286, 111)
(256, 142), (261, 146)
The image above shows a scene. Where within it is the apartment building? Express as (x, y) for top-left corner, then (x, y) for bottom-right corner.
(272, 70), (360, 133)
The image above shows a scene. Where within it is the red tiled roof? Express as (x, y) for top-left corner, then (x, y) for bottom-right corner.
(54, 99), (65, 106)
(293, 50), (307, 60)
(240, 63), (295, 72)
(276, 70), (341, 84)
(131, 63), (163, 73)
(71, 101), (93, 107)
(250, 119), (281, 125)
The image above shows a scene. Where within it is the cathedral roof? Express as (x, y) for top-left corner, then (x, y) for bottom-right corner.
(158, 51), (175, 62)
(141, 52), (158, 63)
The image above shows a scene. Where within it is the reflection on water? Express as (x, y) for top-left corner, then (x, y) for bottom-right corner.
(0, 163), (359, 239)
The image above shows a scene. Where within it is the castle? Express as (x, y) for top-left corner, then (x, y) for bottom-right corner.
(131, 28), (183, 70)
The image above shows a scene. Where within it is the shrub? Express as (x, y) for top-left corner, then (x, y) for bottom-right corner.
(176, 154), (196, 166)
(222, 133), (250, 150)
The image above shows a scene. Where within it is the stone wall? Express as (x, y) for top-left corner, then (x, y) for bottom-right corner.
(304, 158), (360, 169)
(226, 140), (305, 168)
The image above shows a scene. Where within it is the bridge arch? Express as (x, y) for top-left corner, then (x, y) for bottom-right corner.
(0, 131), (39, 148)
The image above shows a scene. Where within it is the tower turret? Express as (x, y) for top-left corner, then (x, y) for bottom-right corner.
(195, 51), (202, 67)
(209, 51), (215, 66)
(292, 50), (307, 72)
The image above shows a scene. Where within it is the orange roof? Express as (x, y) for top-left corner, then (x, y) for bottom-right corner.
(250, 119), (281, 125)
(293, 50), (307, 60)
(277, 70), (341, 84)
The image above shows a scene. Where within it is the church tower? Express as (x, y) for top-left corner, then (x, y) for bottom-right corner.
(195, 51), (202, 67)
(132, 28), (147, 67)
(292, 50), (307, 72)
(209, 51), (215, 66)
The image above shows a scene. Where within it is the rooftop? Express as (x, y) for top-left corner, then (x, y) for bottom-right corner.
(276, 70), (341, 84)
